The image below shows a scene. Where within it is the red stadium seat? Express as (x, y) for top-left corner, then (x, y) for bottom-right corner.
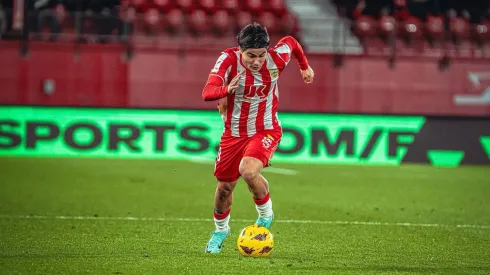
(258, 11), (279, 34)
(165, 8), (185, 33)
(278, 12), (299, 36)
(125, 0), (302, 48)
(119, 5), (137, 23)
(175, 0), (194, 13)
(401, 16), (423, 42)
(424, 15), (445, 47)
(132, 0), (150, 12)
(355, 15), (378, 38)
(188, 9), (211, 35)
(471, 21), (490, 45)
(449, 17), (470, 41)
(212, 9), (232, 36)
(379, 15), (396, 38)
(222, 0), (240, 13)
(267, 0), (287, 16)
(236, 11), (253, 31)
(153, 0), (173, 12)
(244, 0), (262, 14)
(198, 0), (218, 14)
(143, 8), (162, 33)
(426, 15), (444, 39)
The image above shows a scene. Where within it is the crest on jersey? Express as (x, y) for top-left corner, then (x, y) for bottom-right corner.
(269, 69), (279, 79)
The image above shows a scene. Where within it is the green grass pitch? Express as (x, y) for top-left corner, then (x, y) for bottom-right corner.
(0, 157), (489, 274)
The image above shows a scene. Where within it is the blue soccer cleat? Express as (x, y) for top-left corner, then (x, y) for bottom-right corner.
(205, 228), (230, 254)
(255, 213), (274, 229)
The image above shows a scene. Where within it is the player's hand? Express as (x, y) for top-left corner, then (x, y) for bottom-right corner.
(301, 65), (315, 84)
(227, 71), (244, 94)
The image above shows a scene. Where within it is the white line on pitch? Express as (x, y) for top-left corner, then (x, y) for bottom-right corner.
(188, 157), (298, 175)
(264, 167), (298, 175)
(0, 215), (489, 230)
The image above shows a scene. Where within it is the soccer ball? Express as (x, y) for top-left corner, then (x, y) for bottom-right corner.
(236, 224), (274, 257)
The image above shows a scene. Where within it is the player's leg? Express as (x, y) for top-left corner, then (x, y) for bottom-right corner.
(240, 132), (281, 229)
(212, 180), (237, 232)
(205, 179), (237, 254)
(205, 135), (246, 254)
(239, 157), (274, 228)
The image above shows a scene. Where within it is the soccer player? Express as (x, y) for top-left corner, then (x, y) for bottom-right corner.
(201, 22), (314, 254)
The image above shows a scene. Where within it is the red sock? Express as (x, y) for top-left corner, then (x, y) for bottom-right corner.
(253, 193), (270, 205)
(213, 208), (231, 220)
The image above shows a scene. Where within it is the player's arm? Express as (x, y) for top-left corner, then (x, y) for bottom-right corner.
(275, 36), (315, 83)
(202, 52), (234, 101)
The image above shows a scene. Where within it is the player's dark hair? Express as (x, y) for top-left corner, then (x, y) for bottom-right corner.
(237, 22), (270, 51)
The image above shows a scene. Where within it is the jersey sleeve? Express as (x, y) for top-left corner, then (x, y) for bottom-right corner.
(273, 36), (309, 71)
(202, 51), (233, 101)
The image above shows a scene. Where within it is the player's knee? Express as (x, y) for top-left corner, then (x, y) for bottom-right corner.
(239, 157), (263, 182)
(239, 165), (259, 182)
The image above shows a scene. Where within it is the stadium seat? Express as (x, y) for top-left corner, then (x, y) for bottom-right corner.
(119, 4), (137, 23)
(175, 0), (194, 13)
(131, 0), (149, 12)
(400, 16), (423, 44)
(257, 11), (279, 34)
(198, 0), (218, 14)
(449, 16), (470, 43)
(143, 8), (162, 33)
(236, 11), (253, 31)
(188, 9), (210, 35)
(212, 9), (232, 36)
(426, 15), (444, 39)
(165, 8), (185, 34)
(116, 0), (302, 48)
(379, 15), (396, 36)
(355, 15), (378, 39)
(222, 0), (240, 13)
(280, 12), (300, 36)
(471, 20), (490, 45)
(267, 0), (287, 16)
(244, 0), (262, 14)
(152, 0), (173, 12)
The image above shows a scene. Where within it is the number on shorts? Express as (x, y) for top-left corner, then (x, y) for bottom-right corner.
(214, 147), (222, 172)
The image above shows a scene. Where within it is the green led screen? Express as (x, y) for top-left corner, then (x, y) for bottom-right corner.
(0, 106), (427, 165)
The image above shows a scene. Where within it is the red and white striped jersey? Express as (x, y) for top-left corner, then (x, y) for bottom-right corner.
(202, 36), (309, 137)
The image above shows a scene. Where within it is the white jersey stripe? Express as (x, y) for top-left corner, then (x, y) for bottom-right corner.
(275, 82), (281, 128)
(264, 83), (275, 130)
(274, 44), (292, 63)
(211, 52), (228, 73)
(224, 66), (231, 83)
(231, 51), (245, 137)
(264, 54), (279, 130)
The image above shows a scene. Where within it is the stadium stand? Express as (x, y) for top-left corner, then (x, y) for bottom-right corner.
(330, 0), (490, 57)
(0, 0), (302, 49)
(1, 1), (489, 116)
(0, 0), (488, 57)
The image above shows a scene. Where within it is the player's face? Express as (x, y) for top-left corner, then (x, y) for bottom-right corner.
(241, 48), (267, 72)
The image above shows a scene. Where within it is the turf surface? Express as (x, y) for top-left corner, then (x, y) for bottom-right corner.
(0, 157), (489, 274)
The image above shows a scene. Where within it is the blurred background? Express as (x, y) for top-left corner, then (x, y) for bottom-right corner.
(1, 2), (490, 273)
(0, 0), (489, 115)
